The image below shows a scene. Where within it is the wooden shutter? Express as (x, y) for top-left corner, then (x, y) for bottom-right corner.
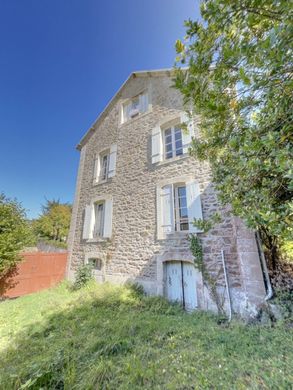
(180, 112), (194, 154)
(103, 199), (113, 238)
(82, 205), (92, 240)
(160, 185), (174, 236)
(186, 181), (203, 233)
(139, 93), (148, 113)
(151, 126), (162, 164)
(93, 153), (100, 182)
(108, 144), (117, 178)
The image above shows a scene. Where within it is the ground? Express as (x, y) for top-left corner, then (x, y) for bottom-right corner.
(0, 282), (292, 389)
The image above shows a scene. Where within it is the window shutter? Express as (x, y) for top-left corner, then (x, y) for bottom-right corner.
(160, 185), (174, 237)
(180, 112), (194, 154)
(108, 144), (117, 178)
(186, 181), (203, 233)
(82, 205), (92, 240)
(151, 126), (162, 164)
(103, 199), (113, 238)
(139, 93), (148, 113)
(93, 153), (100, 182)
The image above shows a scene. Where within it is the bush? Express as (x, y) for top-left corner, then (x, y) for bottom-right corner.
(72, 263), (93, 290)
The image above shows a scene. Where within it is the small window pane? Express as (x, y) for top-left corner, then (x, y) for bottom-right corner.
(88, 258), (102, 270)
(175, 128), (182, 140)
(93, 203), (104, 237)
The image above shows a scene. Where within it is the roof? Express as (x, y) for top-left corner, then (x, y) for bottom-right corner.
(76, 67), (181, 150)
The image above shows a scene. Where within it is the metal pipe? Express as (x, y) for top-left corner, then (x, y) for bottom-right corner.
(221, 249), (232, 322)
(255, 231), (273, 301)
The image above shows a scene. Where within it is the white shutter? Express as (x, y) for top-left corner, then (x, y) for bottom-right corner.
(93, 153), (100, 182)
(160, 185), (174, 236)
(103, 199), (113, 238)
(180, 112), (194, 154)
(151, 126), (162, 164)
(82, 205), (92, 240)
(186, 181), (203, 233)
(139, 93), (148, 113)
(108, 144), (117, 178)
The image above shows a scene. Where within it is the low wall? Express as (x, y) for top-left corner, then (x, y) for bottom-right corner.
(0, 252), (67, 298)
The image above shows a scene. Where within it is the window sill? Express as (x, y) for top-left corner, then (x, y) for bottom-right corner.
(93, 178), (111, 186)
(154, 153), (190, 167)
(86, 237), (110, 243)
(157, 230), (203, 240)
(119, 108), (152, 127)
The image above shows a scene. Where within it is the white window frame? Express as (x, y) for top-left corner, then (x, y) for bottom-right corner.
(173, 184), (189, 232)
(83, 195), (113, 241)
(163, 125), (183, 160)
(156, 176), (203, 239)
(121, 91), (149, 124)
(84, 252), (105, 280)
(93, 145), (117, 185)
(93, 201), (105, 238)
(99, 150), (110, 182)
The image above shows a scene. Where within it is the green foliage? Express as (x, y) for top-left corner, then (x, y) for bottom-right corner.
(192, 212), (221, 233)
(174, 1), (293, 248)
(32, 199), (72, 244)
(72, 263), (94, 290)
(0, 283), (292, 388)
(274, 289), (293, 322)
(189, 234), (225, 315)
(0, 193), (34, 277)
(281, 240), (293, 262)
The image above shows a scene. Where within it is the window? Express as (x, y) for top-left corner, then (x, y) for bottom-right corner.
(151, 113), (194, 164)
(164, 126), (183, 159)
(122, 92), (148, 123)
(157, 180), (203, 239)
(100, 151), (110, 181)
(174, 185), (189, 231)
(93, 145), (117, 184)
(93, 202), (105, 238)
(88, 258), (102, 270)
(83, 198), (113, 240)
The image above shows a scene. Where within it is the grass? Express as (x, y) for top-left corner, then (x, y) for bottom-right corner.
(0, 282), (292, 389)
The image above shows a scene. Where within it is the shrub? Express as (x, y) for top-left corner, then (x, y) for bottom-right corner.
(72, 263), (93, 290)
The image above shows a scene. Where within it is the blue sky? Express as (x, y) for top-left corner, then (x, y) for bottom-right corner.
(0, 0), (200, 219)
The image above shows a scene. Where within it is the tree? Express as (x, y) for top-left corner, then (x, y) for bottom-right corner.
(0, 193), (34, 276)
(174, 0), (293, 267)
(33, 199), (72, 245)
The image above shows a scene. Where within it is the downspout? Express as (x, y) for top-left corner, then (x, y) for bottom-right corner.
(255, 231), (273, 301)
(221, 249), (232, 322)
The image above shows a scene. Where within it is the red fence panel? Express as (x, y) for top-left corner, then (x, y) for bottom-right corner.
(0, 252), (67, 298)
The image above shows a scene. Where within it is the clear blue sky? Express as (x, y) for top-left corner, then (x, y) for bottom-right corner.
(0, 0), (200, 219)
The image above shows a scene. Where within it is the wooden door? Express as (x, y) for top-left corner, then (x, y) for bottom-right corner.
(182, 262), (198, 311)
(165, 262), (183, 305)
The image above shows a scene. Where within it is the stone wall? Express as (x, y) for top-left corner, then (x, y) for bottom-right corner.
(67, 72), (266, 317)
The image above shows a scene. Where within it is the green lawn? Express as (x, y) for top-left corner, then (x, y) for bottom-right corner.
(0, 282), (292, 389)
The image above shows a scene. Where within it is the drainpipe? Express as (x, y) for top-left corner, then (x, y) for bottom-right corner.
(255, 231), (273, 301)
(221, 249), (232, 322)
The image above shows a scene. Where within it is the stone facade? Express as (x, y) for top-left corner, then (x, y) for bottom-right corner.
(67, 69), (266, 318)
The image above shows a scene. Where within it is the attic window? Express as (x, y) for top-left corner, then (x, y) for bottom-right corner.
(122, 92), (148, 123)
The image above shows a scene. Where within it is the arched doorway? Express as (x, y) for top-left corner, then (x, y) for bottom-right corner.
(164, 261), (198, 311)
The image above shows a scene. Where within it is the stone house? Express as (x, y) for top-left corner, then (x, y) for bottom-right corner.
(67, 68), (268, 317)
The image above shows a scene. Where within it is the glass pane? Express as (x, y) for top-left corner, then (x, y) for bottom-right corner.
(178, 186), (186, 197)
(180, 207), (188, 218)
(94, 203), (104, 237)
(180, 222), (189, 231)
(175, 128), (182, 140)
(165, 128), (171, 136)
(165, 135), (172, 144)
